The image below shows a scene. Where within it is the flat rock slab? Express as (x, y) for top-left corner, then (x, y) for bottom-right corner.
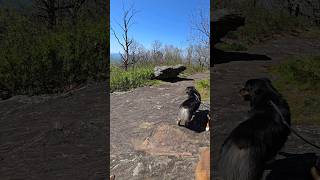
(111, 72), (210, 180)
(134, 124), (198, 157)
(154, 64), (186, 80)
(0, 82), (108, 179)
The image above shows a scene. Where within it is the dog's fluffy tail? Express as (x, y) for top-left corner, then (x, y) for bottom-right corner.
(219, 142), (263, 180)
(177, 107), (191, 126)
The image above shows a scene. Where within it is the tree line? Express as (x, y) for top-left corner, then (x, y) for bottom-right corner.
(113, 39), (209, 68)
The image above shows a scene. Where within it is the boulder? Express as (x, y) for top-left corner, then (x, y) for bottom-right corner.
(212, 9), (245, 45)
(153, 64), (186, 80)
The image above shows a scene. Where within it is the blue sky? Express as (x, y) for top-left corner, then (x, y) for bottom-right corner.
(110, 0), (210, 53)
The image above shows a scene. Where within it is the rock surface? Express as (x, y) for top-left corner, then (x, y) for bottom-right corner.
(111, 72), (210, 180)
(0, 82), (107, 179)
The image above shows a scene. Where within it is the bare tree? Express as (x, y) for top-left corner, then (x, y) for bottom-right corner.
(34, 0), (59, 29)
(135, 44), (147, 64)
(151, 40), (162, 54)
(163, 45), (182, 63)
(129, 39), (142, 68)
(189, 6), (210, 67)
(68, 0), (86, 25)
(151, 40), (163, 62)
(186, 45), (194, 65)
(194, 44), (209, 67)
(34, 0), (85, 29)
(190, 7), (210, 46)
(163, 45), (173, 62)
(111, 3), (138, 71)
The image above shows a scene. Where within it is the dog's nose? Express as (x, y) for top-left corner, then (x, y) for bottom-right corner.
(239, 88), (245, 94)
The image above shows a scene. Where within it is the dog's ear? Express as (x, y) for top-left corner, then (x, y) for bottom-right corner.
(261, 78), (271, 83)
(185, 86), (194, 92)
(185, 87), (191, 94)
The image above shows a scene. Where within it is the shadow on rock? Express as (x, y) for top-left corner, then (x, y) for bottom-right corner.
(185, 110), (210, 133)
(158, 77), (194, 83)
(211, 48), (271, 66)
(264, 152), (317, 180)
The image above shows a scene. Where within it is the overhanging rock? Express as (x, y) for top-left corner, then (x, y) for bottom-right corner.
(153, 64), (186, 80)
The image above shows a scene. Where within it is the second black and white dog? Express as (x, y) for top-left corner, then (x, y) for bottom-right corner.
(177, 86), (201, 127)
(220, 78), (291, 180)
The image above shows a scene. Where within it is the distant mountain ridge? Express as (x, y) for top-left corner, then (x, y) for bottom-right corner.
(110, 53), (122, 62)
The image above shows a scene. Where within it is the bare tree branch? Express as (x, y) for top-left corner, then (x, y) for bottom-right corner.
(189, 7), (210, 46)
(33, 0), (88, 29)
(111, 27), (126, 51)
(111, 2), (138, 70)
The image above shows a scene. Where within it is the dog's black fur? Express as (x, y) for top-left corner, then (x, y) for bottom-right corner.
(220, 78), (291, 180)
(177, 86), (201, 127)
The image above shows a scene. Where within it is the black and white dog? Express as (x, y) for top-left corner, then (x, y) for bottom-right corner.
(177, 86), (201, 127)
(220, 78), (291, 180)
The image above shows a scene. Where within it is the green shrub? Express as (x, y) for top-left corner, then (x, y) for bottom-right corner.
(110, 65), (157, 92)
(0, 9), (107, 95)
(182, 64), (208, 76)
(195, 79), (210, 101)
(110, 60), (208, 92)
(270, 56), (320, 124)
(224, 6), (311, 46)
(272, 56), (320, 89)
